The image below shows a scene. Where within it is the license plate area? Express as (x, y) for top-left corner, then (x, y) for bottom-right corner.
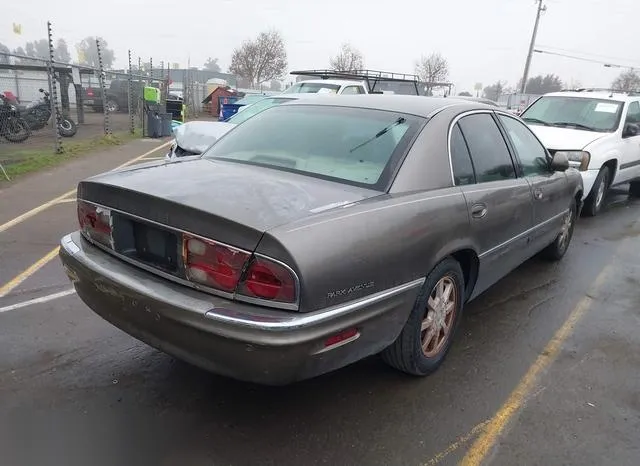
(113, 215), (179, 273)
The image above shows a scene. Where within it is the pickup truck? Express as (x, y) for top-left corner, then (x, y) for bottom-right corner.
(83, 79), (161, 113)
(284, 69), (423, 96)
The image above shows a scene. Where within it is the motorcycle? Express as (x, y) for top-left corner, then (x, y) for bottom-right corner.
(0, 93), (31, 143)
(18, 88), (78, 137)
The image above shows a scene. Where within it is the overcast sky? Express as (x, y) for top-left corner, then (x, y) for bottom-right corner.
(3, 0), (640, 93)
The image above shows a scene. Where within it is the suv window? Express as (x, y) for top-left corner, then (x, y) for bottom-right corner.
(450, 123), (476, 185)
(341, 86), (365, 95)
(498, 114), (550, 176)
(458, 113), (516, 183)
(625, 101), (640, 125)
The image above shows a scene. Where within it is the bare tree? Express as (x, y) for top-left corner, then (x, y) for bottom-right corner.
(55, 39), (72, 63)
(415, 52), (449, 95)
(483, 81), (507, 101)
(329, 43), (364, 71)
(25, 39), (49, 59)
(203, 57), (221, 72)
(0, 42), (9, 65)
(76, 36), (115, 68)
(229, 30), (288, 88)
(612, 69), (640, 92)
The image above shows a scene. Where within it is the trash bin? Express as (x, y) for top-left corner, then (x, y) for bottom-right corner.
(146, 112), (162, 138)
(159, 113), (173, 137)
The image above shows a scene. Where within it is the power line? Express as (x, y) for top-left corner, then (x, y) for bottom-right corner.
(536, 45), (640, 67)
(534, 48), (639, 70)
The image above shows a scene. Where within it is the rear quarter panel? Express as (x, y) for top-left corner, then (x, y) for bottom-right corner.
(259, 188), (472, 312)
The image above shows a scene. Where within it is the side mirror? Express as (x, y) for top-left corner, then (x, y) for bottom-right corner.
(38, 88), (44, 92)
(550, 152), (570, 172)
(622, 122), (639, 138)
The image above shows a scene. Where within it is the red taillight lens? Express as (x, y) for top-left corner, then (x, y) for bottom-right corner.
(183, 235), (250, 292)
(77, 200), (112, 247)
(237, 257), (297, 303)
(87, 89), (94, 97)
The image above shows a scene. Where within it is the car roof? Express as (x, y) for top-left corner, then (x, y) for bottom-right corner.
(282, 94), (494, 117)
(543, 91), (637, 101)
(446, 96), (499, 106)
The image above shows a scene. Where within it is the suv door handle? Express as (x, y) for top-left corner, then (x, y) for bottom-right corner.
(533, 188), (543, 200)
(470, 203), (488, 218)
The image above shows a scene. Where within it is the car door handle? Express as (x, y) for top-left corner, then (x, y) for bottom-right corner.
(533, 188), (543, 200)
(470, 203), (488, 218)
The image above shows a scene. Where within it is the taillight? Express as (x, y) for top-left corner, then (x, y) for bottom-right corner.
(183, 235), (250, 292)
(77, 200), (112, 247)
(87, 89), (94, 97)
(237, 256), (297, 304)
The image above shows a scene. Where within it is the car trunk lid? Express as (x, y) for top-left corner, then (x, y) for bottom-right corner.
(78, 158), (380, 251)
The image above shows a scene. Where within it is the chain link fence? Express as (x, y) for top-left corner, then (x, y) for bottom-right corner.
(0, 22), (243, 180)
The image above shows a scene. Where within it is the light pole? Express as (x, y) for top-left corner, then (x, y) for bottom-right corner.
(520, 0), (547, 94)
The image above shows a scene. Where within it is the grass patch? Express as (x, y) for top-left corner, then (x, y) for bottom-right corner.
(0, 129), (141, 181)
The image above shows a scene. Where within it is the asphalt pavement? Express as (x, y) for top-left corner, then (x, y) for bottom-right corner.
(1, 147), (639, 466)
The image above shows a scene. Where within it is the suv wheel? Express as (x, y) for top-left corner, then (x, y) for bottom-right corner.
(583, 166), (610, 217)
(629, 180), (640, 197)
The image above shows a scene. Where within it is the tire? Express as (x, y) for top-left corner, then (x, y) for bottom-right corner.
(2, 117), (31, 143)
(105, 100), (119, 112)
(382, 257), (465, 376)
(582, 166), (610, 217)
(629, 180), (640, 197)
(58, 118), (77, 137)
(541, 199), (577, 261)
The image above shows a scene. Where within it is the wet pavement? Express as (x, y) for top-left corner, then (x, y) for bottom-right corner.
(1, 150), (639, 466)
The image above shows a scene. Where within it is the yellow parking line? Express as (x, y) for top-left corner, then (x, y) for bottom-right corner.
(0, 190), (76, 234)
(421, 419), (490, 465)
(459, 264), (612, 466)
(0, 246), (60, 298)
(0, 140), (171, 234)
(110, 140), (171, 171)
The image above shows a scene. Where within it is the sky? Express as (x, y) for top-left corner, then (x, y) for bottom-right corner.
(3, 0), (640, 93)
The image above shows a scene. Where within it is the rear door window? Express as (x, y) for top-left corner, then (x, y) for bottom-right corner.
(450, 123), (476, 185)
(458, 113), (516, 183)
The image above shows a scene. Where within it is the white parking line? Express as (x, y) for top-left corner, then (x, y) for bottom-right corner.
(0, 288), (76, 314)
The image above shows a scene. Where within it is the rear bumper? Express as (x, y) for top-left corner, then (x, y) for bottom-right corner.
(59, 232), (421, 385)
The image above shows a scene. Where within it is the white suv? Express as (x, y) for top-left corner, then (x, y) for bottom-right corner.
(520, 90), (640, 216)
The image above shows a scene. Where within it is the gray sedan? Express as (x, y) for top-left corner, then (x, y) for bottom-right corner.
(59, 95), (583, 385)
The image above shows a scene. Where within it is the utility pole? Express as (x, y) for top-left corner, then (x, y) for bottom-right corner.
(520, 0), (547, 94)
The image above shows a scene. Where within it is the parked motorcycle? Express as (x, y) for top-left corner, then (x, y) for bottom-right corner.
(0, 93), (31, 143)
(19, 89), (78, 137)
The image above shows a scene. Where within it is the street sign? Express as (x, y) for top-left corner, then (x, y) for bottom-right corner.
(474, 82), (483, 91)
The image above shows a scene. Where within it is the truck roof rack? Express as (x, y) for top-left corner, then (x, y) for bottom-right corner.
(289, 69), (424, 95)
(561, 87), (640, 96)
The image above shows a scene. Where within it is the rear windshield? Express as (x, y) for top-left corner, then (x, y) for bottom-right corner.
(202, 105), (423, 190)
(282, 83), (341, 94)
(227, 97), (296, 125)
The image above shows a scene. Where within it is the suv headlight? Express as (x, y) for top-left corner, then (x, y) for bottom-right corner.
(554, 150), (590, 171)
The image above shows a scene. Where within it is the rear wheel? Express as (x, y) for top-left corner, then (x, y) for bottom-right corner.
(382, 257), (464, 376)
(541, 199), (576, 261)
(583, 166), (610, 217)
(58, 117), (77, 137)
(629, 180), (640, 197)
